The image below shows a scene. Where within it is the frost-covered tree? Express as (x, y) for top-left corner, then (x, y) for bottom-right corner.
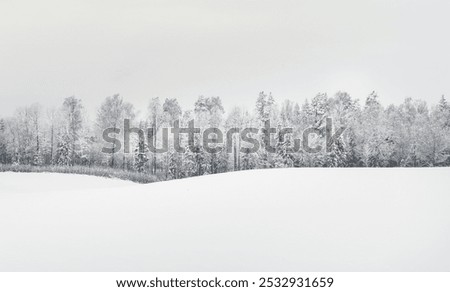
(360, 92), (390, 166)
(310, 93), (329, 128)
(28, 103), (43, 166)
(0, 118), (8, 164)
(194, 96), (225, 173)
(147, 97), (164, 174)
(134, 128), (149, 173)
(163, 98), (182, 126)
(97, 94), (135, 168)
(60, 96), (84, 166)
(255, 91), (278, 125)
(274, 126), (295, 167)
(55, 133), (71, 166)
(161, 98), (183, 177)
(429, 97), (450, 165)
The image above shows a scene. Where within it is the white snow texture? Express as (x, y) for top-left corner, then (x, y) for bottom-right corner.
(0, 168), (449, 271)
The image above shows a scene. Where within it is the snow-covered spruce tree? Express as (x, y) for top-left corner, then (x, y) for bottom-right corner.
(181, 144), (204, 177)
(162, 97), (183, 178)
(79, 135), (97, 167)
(241, 147), (258, 170)
(0, 118), (8, 164)
(274, 127), (295, 168)
(429, 96), (450, 165)
(324, 138), (347, 167)
(410, 100), (434, 166)
(147, 97), (164, 174)
(216, 149), (230, 173)
(194, 145), (208, 176)
(257, 131), (273, 169)
(345, 126), (363, 167)
(167, 147), (183, 179)
(134, 134), (149, 173)
(276, 99), (304, 167)
(55, 133), (71, 166)
(60, 97), (84, 166)
(182, 131), (209, 177)
(437, 95), (450, 129)
(255, 91), (279, 125)
(255, 91), (268, 123)
(255, 92), (279, 168)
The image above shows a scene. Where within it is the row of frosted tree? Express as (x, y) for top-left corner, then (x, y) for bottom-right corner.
(1, 91), (449, 180)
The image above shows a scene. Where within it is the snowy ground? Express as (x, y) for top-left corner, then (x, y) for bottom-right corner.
(0, 169), (449, 272)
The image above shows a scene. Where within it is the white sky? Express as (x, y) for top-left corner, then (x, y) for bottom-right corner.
(0, 0), (449, 118)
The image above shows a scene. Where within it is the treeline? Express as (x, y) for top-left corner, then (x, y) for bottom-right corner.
(0, 91), (449, 181)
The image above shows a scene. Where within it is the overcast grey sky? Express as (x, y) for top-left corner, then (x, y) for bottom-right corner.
(1, 0), (449, 118)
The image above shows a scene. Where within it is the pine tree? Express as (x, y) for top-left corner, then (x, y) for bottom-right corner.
(255, 91), (268, 123)
(275, 128), (294, 167)
(182, 145), (205, 177)
(134, 136), (149, 173)
(241, 148), (258, 170)
(310, 93), (329, 128)
(55, 133), (71, 166)
(62, 97), (84, 166)
(167, 147), (183, 179)
(345, 127), (362, 166)
(437, 95), (450, 129)
(0, 119), (7, 163)
(325, 138), (347, 167)
(216, 149), (230, 173)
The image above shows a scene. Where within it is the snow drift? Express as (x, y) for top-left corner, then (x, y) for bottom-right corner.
(0, 169), (449, 271)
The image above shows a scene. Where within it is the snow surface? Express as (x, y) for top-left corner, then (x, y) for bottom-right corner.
(0, 169), (449, 272)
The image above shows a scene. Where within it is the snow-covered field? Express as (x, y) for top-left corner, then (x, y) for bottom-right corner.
(0, 169), (449, 272)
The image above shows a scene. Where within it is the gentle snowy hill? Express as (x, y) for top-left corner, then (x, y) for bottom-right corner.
(1, 169), (449, 271)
